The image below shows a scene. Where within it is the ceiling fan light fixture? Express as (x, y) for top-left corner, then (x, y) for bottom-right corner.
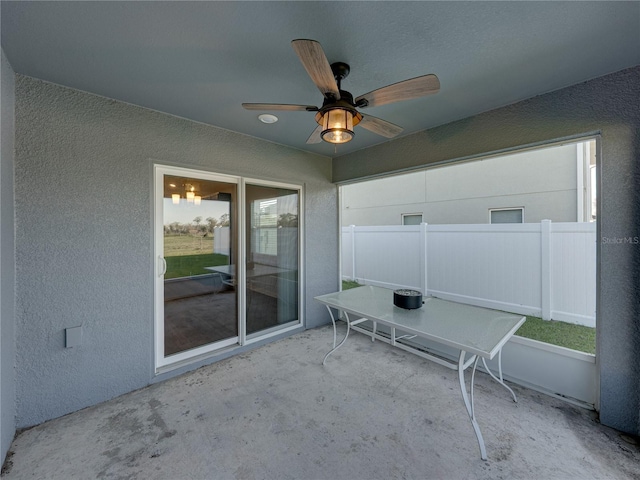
(243, 40), (437, 146)
(318, 107), (361, 144)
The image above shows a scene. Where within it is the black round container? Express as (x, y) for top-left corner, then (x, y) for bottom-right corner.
(393, 289), (423, 309)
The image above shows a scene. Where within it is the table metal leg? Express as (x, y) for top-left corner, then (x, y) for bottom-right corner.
(323, 308), (352, 365)
(481, 349), (517, 403)
(458, 351), (487, 460)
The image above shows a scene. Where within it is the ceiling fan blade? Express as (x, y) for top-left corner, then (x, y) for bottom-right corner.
(359, 115), (403, 138)
(291, 39), (340, 100)
(242, 103), (318, 112)
(356, 74), (440, 108)
(306, 125), (323, 144)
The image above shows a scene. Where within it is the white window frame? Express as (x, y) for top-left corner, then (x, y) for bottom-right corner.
(489, 207), (524, 224)
(401, 213), (423, 225)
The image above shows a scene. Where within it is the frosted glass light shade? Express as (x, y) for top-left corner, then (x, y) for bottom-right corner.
(321, 108), (354, 144)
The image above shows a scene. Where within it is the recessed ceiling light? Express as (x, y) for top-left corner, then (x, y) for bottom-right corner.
(258, 114), (278, 124)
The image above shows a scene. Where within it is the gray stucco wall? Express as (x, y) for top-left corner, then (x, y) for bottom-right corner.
(1, 49), (16, 461)
(335, 66), (640, 435)
(14, 75), (338, 428)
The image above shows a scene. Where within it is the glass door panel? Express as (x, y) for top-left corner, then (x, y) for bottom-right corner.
(162, 173), (237, 357)
(245, 184), (299, 336)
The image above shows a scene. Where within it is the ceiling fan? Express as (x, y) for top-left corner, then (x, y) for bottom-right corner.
(242, 39), (440, 145)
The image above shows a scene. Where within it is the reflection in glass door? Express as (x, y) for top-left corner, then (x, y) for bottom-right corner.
(156, 167), (238, 365)
(155, 166), (302, 370)
(245, 184), (299, 337)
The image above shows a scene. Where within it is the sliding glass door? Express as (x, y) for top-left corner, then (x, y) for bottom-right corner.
(245, 184), (299, 337)
(154, 166), (302, 371)
(155, 166), (239, 367)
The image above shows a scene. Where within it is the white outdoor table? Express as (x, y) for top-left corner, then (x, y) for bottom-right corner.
(314, 285), (526, 460)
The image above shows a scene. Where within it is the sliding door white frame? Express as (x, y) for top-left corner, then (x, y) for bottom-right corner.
(242, 177), (305, 346)
(154, 165), (304, 372)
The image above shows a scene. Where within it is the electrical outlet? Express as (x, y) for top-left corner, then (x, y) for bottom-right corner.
(65, 326), (83, 348)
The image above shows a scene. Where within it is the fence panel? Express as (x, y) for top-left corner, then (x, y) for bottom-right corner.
(213, 226), (231, 256)
(342, 221), (596, 326)
(550, 222), (597, 326)
(426, 224), (542, 315)
(352, 226), (422, 290)
(341, 226), (354, 279)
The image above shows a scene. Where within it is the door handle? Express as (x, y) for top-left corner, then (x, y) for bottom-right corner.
(159, 256), (167, 277)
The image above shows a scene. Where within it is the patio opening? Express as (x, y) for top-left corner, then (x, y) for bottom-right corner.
(338, 138), (598, 406)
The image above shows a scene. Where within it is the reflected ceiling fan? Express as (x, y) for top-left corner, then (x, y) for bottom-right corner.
(242, 39), (440, 145)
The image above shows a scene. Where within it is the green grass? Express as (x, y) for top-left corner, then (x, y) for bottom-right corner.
(515, 315), (595, 354)
(165, 253), (229, 279)
(342, 280), (361, 290)
(341, 281), (596, 354)
(164, 233), (227, 279)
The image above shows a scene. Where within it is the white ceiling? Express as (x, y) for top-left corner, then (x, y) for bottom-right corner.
(2, 1), (639, 157)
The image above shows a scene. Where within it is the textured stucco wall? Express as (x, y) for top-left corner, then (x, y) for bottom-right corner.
(335, 66), (640, 435)
(1, 49), (17, 461)
(14, 76), (338, 428)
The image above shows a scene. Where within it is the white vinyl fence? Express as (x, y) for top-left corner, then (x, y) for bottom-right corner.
(342, 221), (596, 327)
(213, 226), (231, 256)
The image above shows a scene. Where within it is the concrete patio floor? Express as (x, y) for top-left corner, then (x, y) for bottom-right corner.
(2, 325), (639, 479)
